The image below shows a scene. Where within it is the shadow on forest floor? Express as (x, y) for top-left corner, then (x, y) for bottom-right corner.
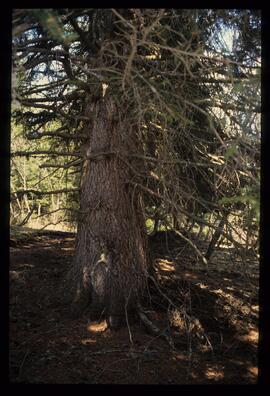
(9, 229), (259, 384)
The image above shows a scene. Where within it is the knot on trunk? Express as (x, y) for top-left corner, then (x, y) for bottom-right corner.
(90, 246), (121, 312)
(89, 245), (138, 327)
(90, 249), (112, 302)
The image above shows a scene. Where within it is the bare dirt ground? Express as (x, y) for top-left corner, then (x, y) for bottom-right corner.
(9, 229), (259, 384)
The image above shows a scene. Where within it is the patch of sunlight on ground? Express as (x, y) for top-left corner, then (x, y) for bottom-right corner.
(196, 282), (208, 289)
(205, 366), (224, 381)
(159, 260), (175, 272)
(173, 353), (187, 361)
(239, 329), (258, 344)
(212, 289), (235, 300)
(247, 366), (258, 378)
(183, 271), (199, 280)
(81, 338), (97, 345)
(212, 288), (224, 295)
(87, 320), (108, 333)
(26, 220), (77, 233)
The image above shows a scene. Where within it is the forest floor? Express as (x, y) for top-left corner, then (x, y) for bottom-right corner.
(9, 228), (259, 384)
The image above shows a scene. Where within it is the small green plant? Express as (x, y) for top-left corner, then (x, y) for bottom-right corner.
(219, 183), (260, 223)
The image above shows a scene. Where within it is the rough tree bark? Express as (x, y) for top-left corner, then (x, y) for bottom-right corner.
(69, 96), (149, 329)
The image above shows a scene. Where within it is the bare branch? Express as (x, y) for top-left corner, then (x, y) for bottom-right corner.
(11, 188), (80, 198)
(11, 151), (82, 157)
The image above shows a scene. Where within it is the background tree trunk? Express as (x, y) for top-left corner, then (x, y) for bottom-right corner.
(69, 97), (148, 328)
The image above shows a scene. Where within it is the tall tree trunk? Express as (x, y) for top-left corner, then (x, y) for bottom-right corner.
(69, 97), (148, 328)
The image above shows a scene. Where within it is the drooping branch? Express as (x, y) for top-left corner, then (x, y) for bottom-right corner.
(128, 181), (244, 249)
(39, 159), (83, 169)
(26, 130), (86, 140)
(11, 188), (80, 199)
(11, 151), (82, 157)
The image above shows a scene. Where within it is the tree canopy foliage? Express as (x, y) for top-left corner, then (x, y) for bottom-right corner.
(11, 8), (260, 261)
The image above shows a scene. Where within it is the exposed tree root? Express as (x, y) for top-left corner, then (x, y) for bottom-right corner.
(137, 303), (175, 350)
